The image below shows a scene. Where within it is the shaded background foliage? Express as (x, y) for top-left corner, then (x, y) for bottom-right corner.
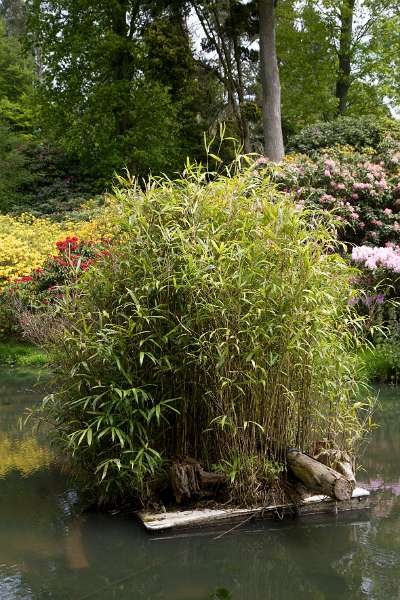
(0, 0), (398, 213)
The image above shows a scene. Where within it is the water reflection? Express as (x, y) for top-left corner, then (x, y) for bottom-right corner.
(0, 437), (52, 478)
(1, 376), (400, 599)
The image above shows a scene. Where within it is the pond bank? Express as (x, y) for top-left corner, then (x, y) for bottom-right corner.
(0, 340), (49, 381)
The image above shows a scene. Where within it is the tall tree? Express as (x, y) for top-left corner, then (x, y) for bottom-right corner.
(0, 0), (26, 37)
(0, 17), (33, 131)
(275, 0), (337, 133)
(335, 0), (356, 114)
(0, 17), (34, 209)
(190, 0), (255, 153)
(26, 1), (192, 179)
(258, 0), (284, 161)
(320, 0), (400, 115)
(143, 6), (221, 160)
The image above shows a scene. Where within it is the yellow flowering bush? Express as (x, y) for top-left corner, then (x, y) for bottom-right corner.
(0, 214), (64, 284)
(0, 198), (119, 286)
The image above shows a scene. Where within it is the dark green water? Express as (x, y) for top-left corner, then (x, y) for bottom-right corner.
(1, 374), (399, 600)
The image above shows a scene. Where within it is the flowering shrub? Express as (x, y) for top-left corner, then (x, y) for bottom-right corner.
(0, 199), (119, 286)
(256, 142), (400, 384)
(6, 236), (111, 304)
(349, 244), (400, 313)
(0, 236), (112, 339)
(350, 244), (400, 382)
(262, 146), (400, 246)
(0, 214), (67, 285)
(352, 245), (400, 273)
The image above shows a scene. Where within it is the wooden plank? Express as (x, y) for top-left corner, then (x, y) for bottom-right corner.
(136, 487), (370, 532)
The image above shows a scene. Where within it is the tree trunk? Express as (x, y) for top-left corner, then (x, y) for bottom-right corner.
(287, 449), (353, 501)
(335, 0), (355, 114)
(258, 0), (284, 162)
(192, 2), (250, 153)
(170, 459), (226, 504)
(232, 23), (251, 153)
(110, 0), (132, 135)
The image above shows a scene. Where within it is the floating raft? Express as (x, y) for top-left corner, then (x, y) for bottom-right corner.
(137, 487), (370, 532)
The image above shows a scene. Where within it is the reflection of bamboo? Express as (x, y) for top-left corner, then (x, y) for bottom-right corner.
(149, 514), (371, 600)
(65, 517), (89, 570)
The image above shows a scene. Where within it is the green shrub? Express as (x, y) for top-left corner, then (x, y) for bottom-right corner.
(5, 140), (102, 217)
(0, 341), (47, 368)
(0, 120), (34, 211)
(287, 116), (400, 155)
(40, 163), (370, 506)
(359, 343), (400, 384)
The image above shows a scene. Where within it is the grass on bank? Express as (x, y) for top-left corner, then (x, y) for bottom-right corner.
(0, 340), (48, 379)
(359, 343), (400, 385)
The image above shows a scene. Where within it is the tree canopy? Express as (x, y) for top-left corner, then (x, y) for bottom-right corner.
(0, 0), (397, 205)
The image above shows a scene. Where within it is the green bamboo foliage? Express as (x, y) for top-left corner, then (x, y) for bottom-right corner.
(42, 160), (370, 505)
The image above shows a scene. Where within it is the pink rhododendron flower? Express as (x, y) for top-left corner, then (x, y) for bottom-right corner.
(352, 245), (400, 273)
(353, 182), (372, 191)
(324, 159), (336, 170)
(376, 179), (388, 190)
(320, 194), (335, 203)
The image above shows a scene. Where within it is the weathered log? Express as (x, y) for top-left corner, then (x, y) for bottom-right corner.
(170, 459), (226, 504)
(314, 448), (356, 490)
(287, 449), (353, 501)
(198, 468), (226, 487)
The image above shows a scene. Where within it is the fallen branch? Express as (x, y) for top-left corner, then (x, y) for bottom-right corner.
(287, 449), (353, 501)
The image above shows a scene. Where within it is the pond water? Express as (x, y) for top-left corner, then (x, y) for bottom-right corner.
(1, 373), (400, 600)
